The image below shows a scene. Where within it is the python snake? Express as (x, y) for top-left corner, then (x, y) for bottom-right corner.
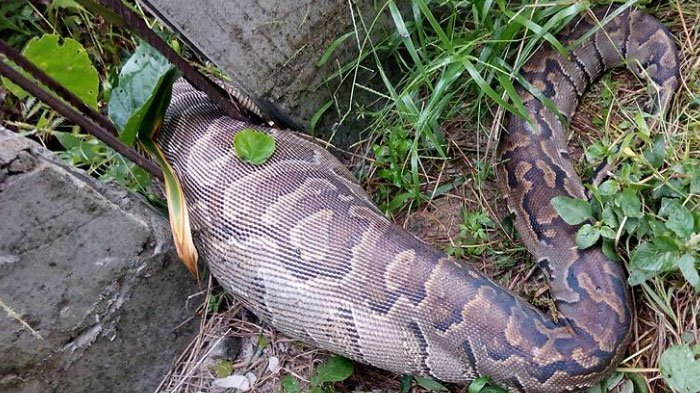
(154, 5), (679, 392)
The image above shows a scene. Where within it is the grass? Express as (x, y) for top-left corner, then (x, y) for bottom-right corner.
(2, 0), (698, 392)
(330, 1), (699, 392)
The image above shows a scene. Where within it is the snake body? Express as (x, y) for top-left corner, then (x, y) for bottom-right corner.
(155, 6), (679, 392)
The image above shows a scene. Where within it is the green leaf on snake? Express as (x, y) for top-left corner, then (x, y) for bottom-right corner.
(310, 356), (353, 386)
(576, 224), (600, 249)
(659, 344), (700, 393)
(233, 129), (276, 165)
(551, 196), (592, 225)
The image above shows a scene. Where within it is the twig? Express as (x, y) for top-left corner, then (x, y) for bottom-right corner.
(0, 297), (43, 340)
(0, 59), (163, 180)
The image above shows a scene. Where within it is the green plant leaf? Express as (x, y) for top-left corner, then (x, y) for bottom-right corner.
(308, 99), (333, 136)
(317, 31), (354, 67)
(626, 372), (649, 393)
(3, 34), (99, 109)
(310, 356), (354, 386)
(468, 376), (488, 393)
(601, 206), (618, 228)
(617, 188), (643, 218)
(468, 376), (507, 393)
(233, 129), (276, 165)
(576, 224), (600, 249)
(663, 201), (694, 239)
(628, 241), (679, 286)
(659, 344), (700, 393)
(551, 196), (592, 225)
(108, 41), (180, 146)
(598, 179), (619, 196)
(400, 375), (413, 393)
(279, 375), (300, 393)
(690, 166), (700, 194)
(602, 239), (620, 262)
(414, 376), (447, 392)
(599, 226), (617, 240)
(677, 253), (699, 291)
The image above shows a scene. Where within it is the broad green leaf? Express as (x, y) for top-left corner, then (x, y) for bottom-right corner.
(233, 129), (276, 165)
(628, 242), (677, 286)
(659, 344), (700, 393)
(653, 235), (680, 252)
(598, 179), (619, 196)
(602, 239), (620, 262)
(602, 206), (618, 228)
(279, 375), (300, 393)
(599, 226), (617, 240)
(677, 254), (699, 291)
(663, 201), (694, 239)
(310, 356), (354, 386)
(631, 242), (669, 271)
(617, 188), (643, 218)
(3, 34), (99, 109)
(108, 41), (180, 145)
(415, 376), (448, 392)
(551, 196), (592, 225)
(576, 224), (600, 249)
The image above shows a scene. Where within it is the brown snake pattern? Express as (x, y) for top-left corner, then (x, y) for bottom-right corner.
(155, 6), (680, 393)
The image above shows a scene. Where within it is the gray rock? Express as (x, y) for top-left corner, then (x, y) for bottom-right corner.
(0, 128), (199, 393)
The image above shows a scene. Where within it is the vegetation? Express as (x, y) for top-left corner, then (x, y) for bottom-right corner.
(1, 0), (697, 393)
(324, 1), (699, 392)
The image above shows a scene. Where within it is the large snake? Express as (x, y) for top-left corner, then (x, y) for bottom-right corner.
(153, 5), (680, 393)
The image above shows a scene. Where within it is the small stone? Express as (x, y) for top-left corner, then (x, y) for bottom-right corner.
(267, 356), (280, 373)
(213, 374), (250, 390)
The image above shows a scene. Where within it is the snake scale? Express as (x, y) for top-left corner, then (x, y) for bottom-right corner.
(154, 5), (680, 392)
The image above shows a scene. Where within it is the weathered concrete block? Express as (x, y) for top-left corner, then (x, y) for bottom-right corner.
(0, 128), (199, 393)
(142, 0), (396, 148)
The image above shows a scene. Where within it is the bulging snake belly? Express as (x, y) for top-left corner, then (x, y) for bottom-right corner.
(154, 5), (680, 393)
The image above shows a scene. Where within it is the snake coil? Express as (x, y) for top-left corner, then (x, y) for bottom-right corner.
(155, 5), (680, 392)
